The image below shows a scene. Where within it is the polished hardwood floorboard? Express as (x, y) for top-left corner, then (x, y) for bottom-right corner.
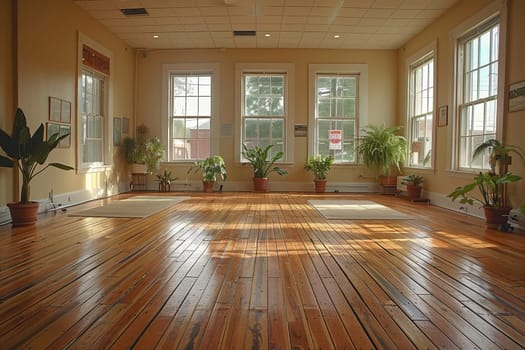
(0, 192), (524, 349)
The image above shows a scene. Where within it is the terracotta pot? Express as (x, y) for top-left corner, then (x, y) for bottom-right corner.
(406, 184), (422, 199)
(203, 180), (215, 193)
(483, 206), (511, 228)
(314, 179), (327, 193)
(253, 177), (269, 192)
(7, 201), (39, 227)
(379, 175), (397, 186)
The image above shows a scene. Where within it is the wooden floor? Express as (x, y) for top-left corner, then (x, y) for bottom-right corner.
(1, 192), (524, 349)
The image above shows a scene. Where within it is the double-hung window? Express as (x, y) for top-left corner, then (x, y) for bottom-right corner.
(80, 69), (105, 166)
(170, 74), (212, 161)
(314, 74), (358, 163)
(407, 53), (434, 168)
(242, 73), (286, 159)
(308, 64), (368, 164)
(78, 39), (111, 171)
(456, 16), (500, 170)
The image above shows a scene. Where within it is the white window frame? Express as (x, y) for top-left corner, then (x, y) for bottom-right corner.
(162, 63), (220, 163)
(308, 64), (368, 164)
(449, 0), (507, 173)
(406, 42), (437, 169)
(235, 63), (294, 163)
(76, 33), (113, 173)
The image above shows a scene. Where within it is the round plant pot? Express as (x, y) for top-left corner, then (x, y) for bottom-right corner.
(203, 180), (215, 193)
(7, 201), (39, 227)
(379, 175), (397, 186)
(253, 177), (269, 192)
(483, 206), (511, 228)
(314, 179), (327, 193)
(406, 184), (422, 199)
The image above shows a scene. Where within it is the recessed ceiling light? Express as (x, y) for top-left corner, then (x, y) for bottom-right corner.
(153, 35), (159, 38)
(264, 33), (271, 37)
(333, 34), (341, 39)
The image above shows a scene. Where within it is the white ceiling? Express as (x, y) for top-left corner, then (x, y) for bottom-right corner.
(73, 0), (459, 50)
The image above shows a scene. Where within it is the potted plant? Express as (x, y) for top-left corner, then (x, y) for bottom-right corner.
(472, 139), (525, 175)
(144, 137), (163, 174)
(402, 174), (424, 199)
(156, 168), (177, 192)
(304, 155), (334, 193)
(355, 125), (407, 188)
(190, 155), (227, 193)
(0, 108), (74, 226)
(242, 144), (288, 192)
(448, 171), (522, 227)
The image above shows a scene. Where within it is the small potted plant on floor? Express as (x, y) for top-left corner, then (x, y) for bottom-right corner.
(190, 155), (227, 192)
(156, 168), (177, 192)
(402, 174), (424, 199)
(304, 155), (334, 193)
(0, 108), (74, 226)
(242, 144), (288, 192)
(356, 125), (407, 190)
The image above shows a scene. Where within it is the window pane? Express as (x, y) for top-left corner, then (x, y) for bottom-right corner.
(259, 119), (271, 138)
(199, 97), (211, 116)
(318, 98), (330, 117)
(172, 118), (185, 138)
(199, 76), (211, 96)
(173, 97), (186, 116)
(479, 31), (491, 67)
(245, 119), (257, 139)
(479, 66), (490, 99)
(174, 77), (186, 96)
(272, 119), (283, 139)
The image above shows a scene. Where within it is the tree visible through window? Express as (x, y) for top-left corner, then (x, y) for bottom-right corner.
(170, 74), (211, 161)
(457, 18), (499, 170)
(314, 74), (358, 163)
(408, 55), (434, 168)
(242, 73), (285, 160)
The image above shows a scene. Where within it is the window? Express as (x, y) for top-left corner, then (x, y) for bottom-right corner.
(235, 63), (294, 163)
(308, 64), (368, 164)
(314, 75), (358, 162)
(242, 73), (286, 158)
(170, 74), (212, 161)
(407, 53), (434, 168)
(456, 16), (501, 170)
(77, 36), (112, 171)
(80, 69), (105, 166)
(162, 63), (219, 162)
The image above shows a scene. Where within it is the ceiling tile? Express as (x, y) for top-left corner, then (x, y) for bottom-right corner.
(72, 0), (459, 49)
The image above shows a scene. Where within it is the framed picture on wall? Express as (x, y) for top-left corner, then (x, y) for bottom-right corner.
(509, 80), (525, 112)
(46, 122), (60, 140)
(438, 105), (448, 127)
(122, 117), (129, 134)
(59, 124), (71, 148)
(49, 97), (61, 121)
(60, 100), (71, 123)
(113, 117), (122, 146)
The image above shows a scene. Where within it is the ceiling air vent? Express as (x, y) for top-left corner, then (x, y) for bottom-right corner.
(120, 8), (149, 16)
(233, 30), (256, 36)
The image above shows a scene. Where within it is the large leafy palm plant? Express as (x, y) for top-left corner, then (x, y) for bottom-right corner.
(0, 108), (73, 203)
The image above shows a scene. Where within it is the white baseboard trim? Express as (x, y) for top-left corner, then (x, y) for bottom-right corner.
(426, 191), (484, 219)
(0, 184), (487, 226)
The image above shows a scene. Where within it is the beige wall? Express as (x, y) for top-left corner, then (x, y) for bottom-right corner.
(136, 48), (398, 185)
(397, 0), (525, 207)
(3, 0), (136, 205)
(0, 0), (15, 205)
